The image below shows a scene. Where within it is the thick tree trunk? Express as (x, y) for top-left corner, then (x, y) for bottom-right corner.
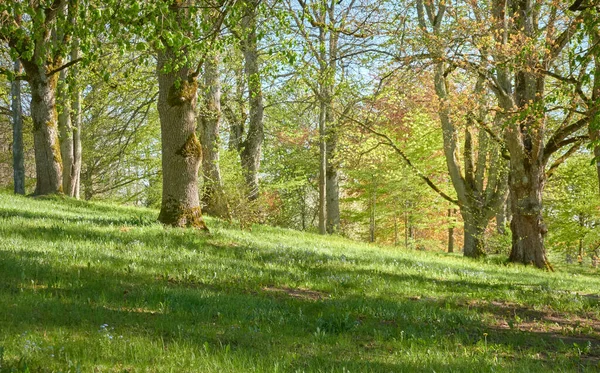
(496, 0), (550, 269)
(240, 0), (264, 201)
(11, 60), (25, 195)
(58, 69), (75, 195)
(29, 71), (63, 195)
(156, 48), (207, 229)
(462, 211), (486, 258)
(199, 52), (230, 219)
(507, 164), (550, 268)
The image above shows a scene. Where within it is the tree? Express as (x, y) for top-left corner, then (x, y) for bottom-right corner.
(11, 59), (24, 194)
(239, 0), (265, 201)
(489, 0), (584, 268)
(57, 37), (82, 198)
(0, 1), (77, 195)
(199, 46), (230, 219)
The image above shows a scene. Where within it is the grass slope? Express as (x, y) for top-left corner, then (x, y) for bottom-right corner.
(0, 193), (599, 372)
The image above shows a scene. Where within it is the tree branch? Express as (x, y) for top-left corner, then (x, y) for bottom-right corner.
(543, 117), (588, 162)
(46, 56), (84, 77)
(341, 113), (458, 205)
(546, 141), (584, 178)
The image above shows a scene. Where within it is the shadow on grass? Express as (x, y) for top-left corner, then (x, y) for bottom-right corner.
(1, 246), (599, 372)
(1, 196), (599, 371)
(0, 207), (156, 228)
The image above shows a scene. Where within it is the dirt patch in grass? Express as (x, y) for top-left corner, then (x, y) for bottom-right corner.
(262, 286), (326, 301)
(463, 299), (600, 363)
(468, 300), (600, 335)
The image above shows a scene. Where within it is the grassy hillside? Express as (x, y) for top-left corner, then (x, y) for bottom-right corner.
(0, 193), (599, 372)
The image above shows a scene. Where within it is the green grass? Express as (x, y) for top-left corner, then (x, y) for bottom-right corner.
(0, 193), (599, 372)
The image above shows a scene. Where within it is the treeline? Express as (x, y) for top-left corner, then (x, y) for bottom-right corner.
(1, 0), (599, 269)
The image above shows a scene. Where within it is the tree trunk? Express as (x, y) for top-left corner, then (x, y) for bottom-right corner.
(325, 3), (340, 234)
(199, 52), (230, 219)
(58, 69), (75, 195)
(29, 71), (63, 195)
(589, 22), (600, 195)
(318, 99), (327, 234)
(496, 194), (507, 235)
(505, 0), (549, 268)
(447, 208), (454, 253)
(506, 159), (550, 268)
(70, 42), (82, 199)
(369, 177), (376, 243)
(11, 60), (25, 195)
(325, 105), (340, 233)
(462, 211), (486, 257)
(156, 48), (207, 229)
(240, 0), (264, 201)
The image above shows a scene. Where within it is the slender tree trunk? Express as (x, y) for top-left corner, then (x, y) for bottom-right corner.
(496, 193), (507, 235)
(369, 176), (376, 243)
(325, 4), (340, 234)
(199, 52), (230, 219)
(156, 47), (207, 229)
(240, 0), (264, 201)
(58, 69), (75, 195)
(28, 71), (63, 195)
(588, 21), (600, 195)
(447, 208), (454, 253)
(11, 60), (25, 195)
(394, 210), (399, 246)
(226, 64), (246, 152)
(318, 90), (327, 235)
(591, 128), (600, 194)
(70, 41), (82, 199)
(325, 101), (340, 233)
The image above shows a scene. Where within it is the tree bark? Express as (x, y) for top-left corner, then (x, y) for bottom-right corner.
(70, 41), (82, 199)
(325, 101), (340, 233)
(447, 208), (454, 253)
(325, 3), (340, 234)
(199, 51), (230, 219)
(369, 176), (376, 242)
(590, 31), (600, 195)
(156, 47), (207, 229)
(240, 0), (264, 201)
(11, 60), (25, 195)
(7, 0), (67, 196)
(28, 70), (63, 195)
(504, 0), (550, 269)
(416, 0), (508, 258)
(462, 210), (486, 257)
(58, 69), (75, 195)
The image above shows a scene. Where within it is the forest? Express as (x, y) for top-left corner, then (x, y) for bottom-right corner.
(1, 0), (600, 371)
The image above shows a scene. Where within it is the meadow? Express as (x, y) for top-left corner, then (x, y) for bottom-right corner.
(0, 192), (599, 372)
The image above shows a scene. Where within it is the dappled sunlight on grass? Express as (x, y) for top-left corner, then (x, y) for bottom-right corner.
(0, 193), (599, 372)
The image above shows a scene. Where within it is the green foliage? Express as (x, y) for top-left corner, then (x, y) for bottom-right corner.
(1, 193), (600, 371)
(79, 49), (160, 204)
(545, 154), (600, 262)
